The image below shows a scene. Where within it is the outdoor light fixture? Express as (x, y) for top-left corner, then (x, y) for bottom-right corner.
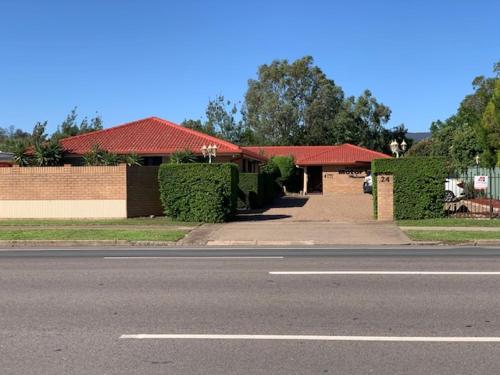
(390, 140), (407, 158)
(201, 144), (218, 163)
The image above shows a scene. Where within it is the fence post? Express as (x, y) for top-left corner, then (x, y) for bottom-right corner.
(490, 168), (493, 219)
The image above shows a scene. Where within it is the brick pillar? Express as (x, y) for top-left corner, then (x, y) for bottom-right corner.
(377, 174), (394, 221)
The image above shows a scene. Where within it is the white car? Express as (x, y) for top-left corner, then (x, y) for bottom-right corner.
(445, 178), (465, 202)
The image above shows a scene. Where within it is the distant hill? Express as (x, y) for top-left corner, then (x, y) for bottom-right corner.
(407, 132), (431, 142)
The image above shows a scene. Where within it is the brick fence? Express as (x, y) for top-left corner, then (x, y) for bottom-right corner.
(0, 165), (163, 218)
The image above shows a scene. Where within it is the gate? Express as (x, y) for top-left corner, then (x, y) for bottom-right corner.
(445, 167), (500, 218)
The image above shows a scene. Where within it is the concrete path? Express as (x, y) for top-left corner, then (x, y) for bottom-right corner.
(205, 221), (410, 246)
(183, 195), (410, 246)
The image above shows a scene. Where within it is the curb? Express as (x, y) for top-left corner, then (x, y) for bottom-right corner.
(0, 240), (179, 248)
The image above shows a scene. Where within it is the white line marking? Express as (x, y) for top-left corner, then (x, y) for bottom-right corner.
(120, 334), (500, 342)
(269, 271), (500, 275)
(104, 256), (284, 260)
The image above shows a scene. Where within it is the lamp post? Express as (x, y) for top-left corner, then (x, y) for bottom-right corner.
(475, 154), (480, 175)
(390, 140), (407, 158)
(201, 144), (218, 164)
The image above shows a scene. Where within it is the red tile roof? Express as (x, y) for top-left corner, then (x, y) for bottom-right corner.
(241, 144), (390, 166)
(60, 117), (265, 160)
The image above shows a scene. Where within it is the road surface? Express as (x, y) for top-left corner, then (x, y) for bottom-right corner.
(1, 246), (500, 374)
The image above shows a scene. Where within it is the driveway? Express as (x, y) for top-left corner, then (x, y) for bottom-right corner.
(184, 195), (410, 246)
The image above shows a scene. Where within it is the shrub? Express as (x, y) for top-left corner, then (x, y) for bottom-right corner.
(170, 149), (197, 164)
(238, 173), (264, 209)
(158, 163), (239, 223)
(372, 157), (448, 220)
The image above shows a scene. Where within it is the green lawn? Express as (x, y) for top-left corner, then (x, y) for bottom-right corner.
(0, 217), (198, 227)
(398, 218), (500, 227)
(406, 230), (500, 243)
(0, 229), (186, 242)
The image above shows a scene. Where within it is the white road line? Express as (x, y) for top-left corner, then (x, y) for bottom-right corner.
(104, 256), (284, 260)
(269, 271), (500, 275)
(120, 334), (500, 342)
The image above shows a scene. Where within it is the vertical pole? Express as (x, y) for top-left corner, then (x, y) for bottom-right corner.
(490, 167), (493, 219)
(303, 166), (308, 195)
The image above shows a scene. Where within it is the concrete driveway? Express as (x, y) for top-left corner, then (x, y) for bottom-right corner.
(184, 195), (410, 246)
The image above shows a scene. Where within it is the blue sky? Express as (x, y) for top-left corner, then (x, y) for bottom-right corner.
(0, 0), (498, 134)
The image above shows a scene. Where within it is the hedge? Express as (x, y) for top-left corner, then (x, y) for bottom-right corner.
(158, 163), (239, 223)
(372, 157), (448, 220)
(238, 173), (264, 209)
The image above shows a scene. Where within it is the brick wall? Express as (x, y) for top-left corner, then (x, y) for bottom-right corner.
(0, 165), (127, 200)
(377, 174), (394, 221)
(126, 166), (163, 217)
(0, 165), (164, 218)
(322, 165), (368, 195)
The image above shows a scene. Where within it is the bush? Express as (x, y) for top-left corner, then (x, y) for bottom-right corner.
(372, 157), (448, 220)
(272, 156), (301, 192)
(158, 163), (238, 223)
(238, 173), (264, 209)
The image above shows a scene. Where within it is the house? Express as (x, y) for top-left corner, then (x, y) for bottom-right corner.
(59, 116), (390, 195)
(59, 117), (265, 171)
(242, 145), (390, 195)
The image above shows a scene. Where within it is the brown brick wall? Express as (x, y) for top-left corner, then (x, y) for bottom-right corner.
(377, 174), (394, 221)
(0, 165), (127, 200)
(322, 165), (368, 195)
(126, 166), (164, 217)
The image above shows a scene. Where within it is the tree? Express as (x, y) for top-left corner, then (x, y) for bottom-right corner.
(206, 95), (244, 144)
(181, 119), (217, 137)
(244, 56), (344, 145)
(477, 79), (500, 167)
(52, 108), (103, 140)
(407, 139), (433, 157)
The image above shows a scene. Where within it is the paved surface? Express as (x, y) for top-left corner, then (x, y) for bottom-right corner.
(2, 247), (500, 374)
(248, 194), (374, 222)
(190, 194), (410, 246)
(206, 221), (410, 245)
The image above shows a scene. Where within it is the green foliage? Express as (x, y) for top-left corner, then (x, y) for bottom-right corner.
(269, 155), (302, 191)
(12, 141), (32, 166)
(238, 173), (264, 209)
(82, 144), (142, 166)
(477, 79), (500, 168)
(32, 140), (65, 166)
(169, 149), (197, 164)
(158, 163), (239, 223)
(242, 56), (407, 151)
(426, 63), (499, 170)
(52, 108), (103, 140)
(406, 139), (433, 157)
(121, 153), (143, 167)
(372, 157), (448, 220)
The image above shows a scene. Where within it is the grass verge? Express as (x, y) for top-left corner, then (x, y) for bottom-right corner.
(0, 217), (198, 227)
(398, 218), (500, 227)
(406, 230), (500, 243)
(0, 229), (186, 242)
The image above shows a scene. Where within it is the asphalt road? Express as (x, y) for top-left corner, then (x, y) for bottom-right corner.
(2, 246), (500, 374)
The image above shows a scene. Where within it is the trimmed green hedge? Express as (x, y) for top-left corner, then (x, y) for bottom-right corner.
(372, 157), (448, 220)
(158, 163), (239, 223)
(238, 173), (264, 209)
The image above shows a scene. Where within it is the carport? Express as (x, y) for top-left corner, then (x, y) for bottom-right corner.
(242, 144), (390, 195)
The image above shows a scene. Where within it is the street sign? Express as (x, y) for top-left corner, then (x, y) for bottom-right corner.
(474, 175), (488, 190)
